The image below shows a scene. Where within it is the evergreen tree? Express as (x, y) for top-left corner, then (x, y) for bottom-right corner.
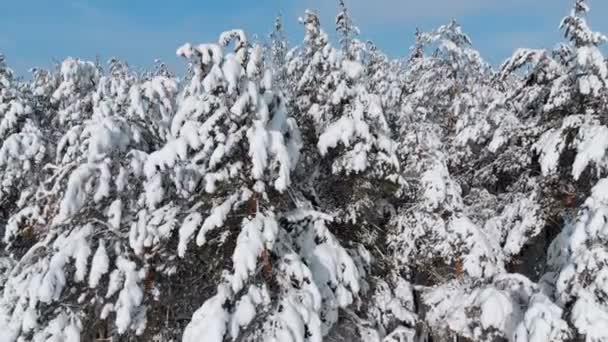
(1, 1), (608, 341)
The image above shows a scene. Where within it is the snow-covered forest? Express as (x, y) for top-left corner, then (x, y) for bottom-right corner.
(1, 0), (608, 341)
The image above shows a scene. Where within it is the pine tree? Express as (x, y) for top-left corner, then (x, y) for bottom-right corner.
(2, 1), (608, 341)
(0, 57), (180, 340)
(268, 14), (290, 92)
(532, 0), (608, 184)
(335, 0), (359, 60)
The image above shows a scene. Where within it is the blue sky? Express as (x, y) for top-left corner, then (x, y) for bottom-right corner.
(1, 0), (607, 76)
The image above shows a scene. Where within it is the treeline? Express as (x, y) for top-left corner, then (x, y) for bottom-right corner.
(0, 0), (607, 341)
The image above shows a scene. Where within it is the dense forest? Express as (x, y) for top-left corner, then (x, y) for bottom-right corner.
(1, 0), (608, 341)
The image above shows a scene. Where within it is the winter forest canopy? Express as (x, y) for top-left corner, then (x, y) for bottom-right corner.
(1, 0), (608, 341)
